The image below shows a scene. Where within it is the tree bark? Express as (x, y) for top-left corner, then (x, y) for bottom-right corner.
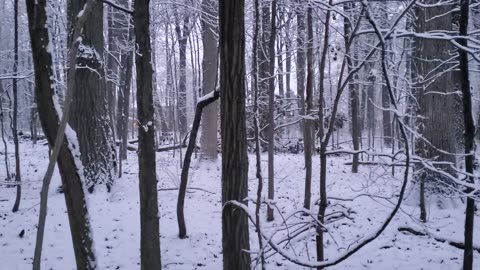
(413, 0), (458, 181)
(175, 12), (191, 137)
(219, 1), (251, 268)
(199, 0), (219, 160)
(134, 0), (162, 268)
(67, 0), (116, 191)
(267, 0), (277, 222)
(177, 90), (219, 238)
(317, 1), (332, 266)
(252, 0), (265, 266)
(295, 0), (309, 211)
(117, 23), (134, 163)
(343, 2), (360, 173)
(11, 0), (21, 213)
(458, 0), (476, 268)
(27, 0), (97, 268)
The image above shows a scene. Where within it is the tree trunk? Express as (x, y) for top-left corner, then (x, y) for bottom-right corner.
(255, 0), (271, 144)
(277, 31), (285, 98)
(175, 14), (191, 137)
(133, 0), (162, 268)
(285, 19), (292, 99)
(381, 3), (392, 148)
(107, 5), (122, 139)
(11, 0), (21, 213)
(317, 1), (332, 266)
(267, 0), (277, 222)
(177, 90), (219, 238)
(458, 0), (476, 268)
(343, 3), (360, 173)
(199, 0), (219, 160)
(117, 16), (134, 163)
(413, 0), (458, 199)
(67, 0), (116, 192)
(26, 0), (97, 268)
(252, 0), (265, 266)
(219, 1), (251, 268)
(296, 0), (309, 211)
(303, 5), (313, 211)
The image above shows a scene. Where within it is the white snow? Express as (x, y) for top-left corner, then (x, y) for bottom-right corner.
(0, 141), (479, 269)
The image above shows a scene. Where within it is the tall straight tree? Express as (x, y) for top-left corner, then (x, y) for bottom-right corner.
(116, 8), (134, 167)
(413, 0), (459, 216)
(219, 0), (251, 269)
(303, 3), (314, 212)
(296, 0), (310, 211)
(11, 0), (21, 212)
(134, 0), (162, 268)
(343, 2), (360, 173)
(199, 0), (219, 160)
(458, 1), (475, 269)
(175, 4), (192, 137)
(266, 0), (277, 222)
(317, 1), (332, 265)
(67, 0), (116, 192)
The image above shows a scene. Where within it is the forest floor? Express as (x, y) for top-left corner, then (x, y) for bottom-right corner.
(0, 140), (479, 269)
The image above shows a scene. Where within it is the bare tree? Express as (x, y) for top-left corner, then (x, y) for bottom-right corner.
(174, 3), (192, 138)
(219, 0), (251, 268)
(67, 0), (116, 192)
(199, 0), (219, 160)
(343, 2), (360, 173)
(413, 0), (459, 221)
(303, 4), (314, 212)
(316, 1), (332, 264)
(27, 0), (98, 268)
(252, 0), (266, 267)
(295, 0), (311, 211)
(11, 0), (21, 213)
(267, 0), (277, 222)
(458, 0), (475, 268)
(133, 0), (162, 268)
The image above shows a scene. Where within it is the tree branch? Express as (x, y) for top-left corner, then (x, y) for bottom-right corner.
(101, 0), (133, 15)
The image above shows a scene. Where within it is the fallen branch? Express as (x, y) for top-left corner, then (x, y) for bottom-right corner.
(398, 226), (480, 253)
(158, 187), (215, 195)
(156, 144), (190, 152)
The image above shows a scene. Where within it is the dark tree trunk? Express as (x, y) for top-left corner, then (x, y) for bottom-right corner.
(267, 0), (277, 222)
(252, 0), (265, 267)
(295, 0), (310, 211)
(26, 0), (96, 268)
(413, 0), (458, 208)
(303, 5), (313, 211)
(133, 0), (162, 268)
(67, 0), (116, 191)
(317, 1), (332, 266)
(11, 0), (21, 213)
(458, 0), (475, 268)
(219, 0), (251, 268)
(276, 29), (284, 97)
(177, 90), (219, 238)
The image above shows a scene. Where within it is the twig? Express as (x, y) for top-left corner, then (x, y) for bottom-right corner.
(158, 187), (215, 195)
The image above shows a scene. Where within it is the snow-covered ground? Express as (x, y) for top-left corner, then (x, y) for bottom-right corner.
(0, 140), (479, 269)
